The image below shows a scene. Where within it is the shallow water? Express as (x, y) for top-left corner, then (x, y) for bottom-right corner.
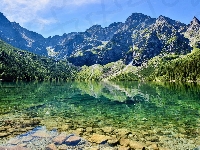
(0, 81), (200, 149)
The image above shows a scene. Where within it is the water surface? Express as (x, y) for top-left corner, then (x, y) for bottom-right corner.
(0, 81), (200, 149)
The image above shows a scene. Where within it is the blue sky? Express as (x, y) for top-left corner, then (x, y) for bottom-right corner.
(0, 0), (200, 38)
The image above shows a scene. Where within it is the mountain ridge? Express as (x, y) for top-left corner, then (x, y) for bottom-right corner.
(0, 12), (199, 66)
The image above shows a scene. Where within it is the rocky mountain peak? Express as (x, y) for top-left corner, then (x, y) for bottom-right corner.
(156, 15), (174, 25)
(191, 16), (200, 25)
(0, 12), (11, 25)
(125, 13), (153, 24)
(86, 25), (103, 33)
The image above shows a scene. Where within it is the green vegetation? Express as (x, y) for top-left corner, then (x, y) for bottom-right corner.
(1, 38), (200, 82)
(140, 48), (200, 82)
(0, 40), (78, 81)
(75, 61), (124, 81)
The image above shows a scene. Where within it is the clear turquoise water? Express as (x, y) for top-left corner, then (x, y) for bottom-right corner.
(0, 81), (200, 148)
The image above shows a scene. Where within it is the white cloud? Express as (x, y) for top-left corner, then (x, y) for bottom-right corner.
(0, 0), (51, 25)
(66, 0), (101, 6)
(0, 0), (101, 26)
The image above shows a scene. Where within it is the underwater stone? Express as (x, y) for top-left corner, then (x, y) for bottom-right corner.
(85, 127), (93, 133)
(57, 144), (68, 150)
(45, 143), (57, 150)
(0, 145), (28, 150)
(119, 138), (130, 147)
(52, 133), (68, 145)
(148, 143), (159, 150)
(89, 134), (110, 144)
(7, 138), (21, 145)
(118, 146), (130, 150)
(107, 137), (119, 146)
(65, 135), (81, 146)
(146, 136), (160, 142)
(129, 141), (146, 149)
(21, 136), (33, 142)
(32, 130), (51, 138)
(0, 128), (6, 132)
(114, 129), (131, 138)
(0, 133), (9, 137)
(194, 146), (200, 150)
(102, 127), (114, 133)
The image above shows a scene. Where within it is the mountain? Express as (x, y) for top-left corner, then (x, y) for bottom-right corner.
(185, 16), (200, 47)
(0, 12), (47, 56)
(0, 12), (199, 67)
(131, 15), (191, 65)
(0, 40), (77, 81)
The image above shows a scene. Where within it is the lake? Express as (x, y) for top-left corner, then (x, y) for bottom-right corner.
(0, 81), (199, 149)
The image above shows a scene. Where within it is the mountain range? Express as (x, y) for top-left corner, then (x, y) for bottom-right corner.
(0, 12), (200, 67)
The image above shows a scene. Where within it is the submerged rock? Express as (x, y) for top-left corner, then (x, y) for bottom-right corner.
(89, 134), (111, 144)
(119, 138), (130, 147)
(45, 143), (57, 150)
(0, 133), (9, 138)
(0, 145), (28, 150)
(32, 130), (51, 138)
(65, 135), (81, 146)
(129, 141), (146, 149)
(52, 133), (68, 145)
(194, 146), (200, 150)
(102, 127), (114, 134)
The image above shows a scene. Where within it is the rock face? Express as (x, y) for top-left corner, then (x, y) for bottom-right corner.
(0, 12), (198, 66)
(185, 16), (200, 47)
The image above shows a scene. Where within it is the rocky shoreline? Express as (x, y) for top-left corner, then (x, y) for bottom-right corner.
(0, 124), (199, 150)
(0, 113), (199, 150)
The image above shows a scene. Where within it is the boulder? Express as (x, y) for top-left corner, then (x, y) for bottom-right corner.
(52, 133), (68, 145)
(32, 131), (50, 138)
(118, 146), (130, 150)
(102, 127), (114, 133)
(65, 135), (81, 146)
(114, 129), (131, 138)
(45, 143), (57, 150)
(0, 132), (9, 137)
(89, 134), (111, 144)
(119, 138), (130, 147)
(129, 141), (146, 149)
